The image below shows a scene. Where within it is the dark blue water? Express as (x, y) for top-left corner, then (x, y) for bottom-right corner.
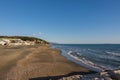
(52, 44), (120, 71)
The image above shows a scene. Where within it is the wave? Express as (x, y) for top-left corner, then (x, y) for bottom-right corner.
(67, 51), (108, 72)
(106, 51), (120, 56)
(52, 44), (120, 72)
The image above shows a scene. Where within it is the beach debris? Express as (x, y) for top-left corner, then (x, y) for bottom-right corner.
(58, 69), (120, 80)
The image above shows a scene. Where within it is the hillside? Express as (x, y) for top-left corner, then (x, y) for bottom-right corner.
(0, 36), (49, 45)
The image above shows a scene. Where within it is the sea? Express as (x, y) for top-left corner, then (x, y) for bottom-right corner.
(52, 44), (120, 72)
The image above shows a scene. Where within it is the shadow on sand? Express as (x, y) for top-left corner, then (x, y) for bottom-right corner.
(29, 71), (96, 80)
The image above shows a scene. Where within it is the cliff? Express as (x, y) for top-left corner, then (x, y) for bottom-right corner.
(0, 36), (49, 45)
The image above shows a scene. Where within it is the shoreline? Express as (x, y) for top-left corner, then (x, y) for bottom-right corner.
(0, 45), (91, 80)
(63, 50), (104, 72)
(52, 45), (104, 72)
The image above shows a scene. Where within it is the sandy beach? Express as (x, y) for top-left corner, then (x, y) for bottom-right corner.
(0, 45), (90, 80)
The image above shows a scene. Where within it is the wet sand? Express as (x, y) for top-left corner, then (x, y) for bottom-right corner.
(0, 45), (90, 80)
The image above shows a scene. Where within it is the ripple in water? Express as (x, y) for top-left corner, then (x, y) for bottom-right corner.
(52, 44), (120, 71)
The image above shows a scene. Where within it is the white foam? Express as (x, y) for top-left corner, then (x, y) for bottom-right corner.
(67, 51), (106, 72)
(106, 51), (120, 56)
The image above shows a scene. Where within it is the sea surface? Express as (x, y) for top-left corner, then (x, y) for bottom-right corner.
(52, 44), (120, 72)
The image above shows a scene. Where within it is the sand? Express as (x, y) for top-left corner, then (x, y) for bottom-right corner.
(0, 45), (90, 80)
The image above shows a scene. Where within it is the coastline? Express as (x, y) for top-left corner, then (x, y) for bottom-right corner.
(0, 45), (91, 80)
(52, 45), (104, 72)
(63, 51), (104, 72)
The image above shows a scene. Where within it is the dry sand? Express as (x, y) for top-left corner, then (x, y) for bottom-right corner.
(0, 45), (90, 80)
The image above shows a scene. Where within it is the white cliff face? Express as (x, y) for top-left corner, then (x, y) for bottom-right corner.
(0, 40), (7, 45)
(0, 38), (35, 46)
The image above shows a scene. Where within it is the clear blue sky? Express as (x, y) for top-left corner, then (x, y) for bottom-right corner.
(0, 0), (120, 44)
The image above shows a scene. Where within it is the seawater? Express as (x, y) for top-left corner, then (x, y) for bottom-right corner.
(52, 44), (120, 72)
